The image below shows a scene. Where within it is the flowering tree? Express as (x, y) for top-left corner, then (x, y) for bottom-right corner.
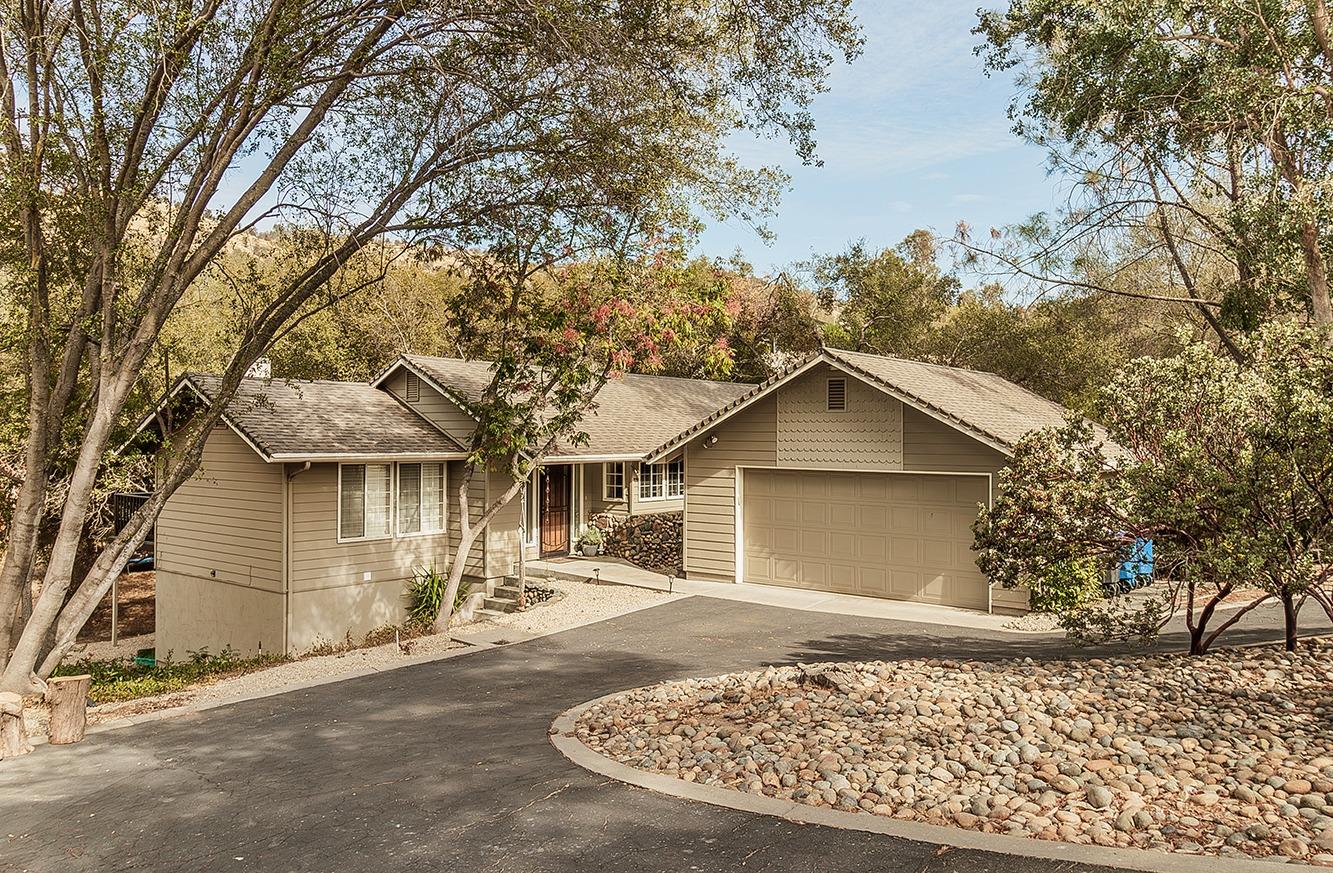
(0, 0), (862, 753)
(426, 233), (737, 630)
(975, 323), (1333, 654)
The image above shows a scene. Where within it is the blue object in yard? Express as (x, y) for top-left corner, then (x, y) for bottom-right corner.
(126, 554), (154, 573)
(1118, 538), (1154, 589)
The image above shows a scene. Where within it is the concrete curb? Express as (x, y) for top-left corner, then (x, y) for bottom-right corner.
(549, 689), (1280, 873)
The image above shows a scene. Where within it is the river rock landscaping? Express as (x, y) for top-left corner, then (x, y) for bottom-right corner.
(573, 640), (1333, 864)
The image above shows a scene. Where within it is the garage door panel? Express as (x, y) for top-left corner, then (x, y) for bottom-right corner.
(799, 529), (827, 557)
(829, 503), (857, 527)
(743, 468), (990, 610)
(858, 566), (890, 597)
(828, 562), (858, 593)
(859, 505), (888, 529)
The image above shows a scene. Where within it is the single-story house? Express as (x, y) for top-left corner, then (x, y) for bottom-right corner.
(143, 348), (1099, 657)
(145, 359), (750, 656)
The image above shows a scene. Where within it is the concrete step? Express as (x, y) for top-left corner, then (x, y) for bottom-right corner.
(483, 595), (518, 613)
(495, 584), (522, 598)
(475, 607), (512, 620)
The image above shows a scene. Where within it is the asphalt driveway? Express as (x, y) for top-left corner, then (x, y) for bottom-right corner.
(0, 596), (1319, 873)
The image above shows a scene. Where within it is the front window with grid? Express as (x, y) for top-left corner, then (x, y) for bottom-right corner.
(339, 464), (392, 540)
(638, 456), (684, 501)
(603, 462), (625, 500)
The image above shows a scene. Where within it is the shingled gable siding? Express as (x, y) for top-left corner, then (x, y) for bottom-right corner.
(776, 363), (903, 468)
(382, 367), (476, 443)
(155, 425), (285, 657)
(285, 459), (484, 652)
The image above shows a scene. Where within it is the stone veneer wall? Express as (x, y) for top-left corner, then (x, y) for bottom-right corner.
(590, 511), (683, 575)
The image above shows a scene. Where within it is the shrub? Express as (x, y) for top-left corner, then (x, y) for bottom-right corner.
(1027, 557), (1105, 613)
(406, 564), (469, 627)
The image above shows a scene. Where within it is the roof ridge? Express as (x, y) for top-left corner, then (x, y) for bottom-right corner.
(187, 371), (375, 388)
(406, 354), (754, 389)
(823, 346), (1004, 379)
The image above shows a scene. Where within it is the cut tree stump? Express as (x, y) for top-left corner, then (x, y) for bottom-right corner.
(45, 674), (92, 745)
(0, 691), (32, 759)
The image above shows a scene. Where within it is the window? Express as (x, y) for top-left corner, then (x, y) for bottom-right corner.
(405, 371), (420, 402)
(397, 462), (445, 535)
(638, 456), (684, 501)
(339, 464), (391, 540)
(826, 377), (847, 412)
(603, 462), (625, 500)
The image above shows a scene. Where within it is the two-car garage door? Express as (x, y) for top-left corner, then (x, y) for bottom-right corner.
(742, 468), (991, 610)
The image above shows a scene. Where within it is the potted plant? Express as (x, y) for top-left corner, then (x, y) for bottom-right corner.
(578, 526), (604, 557)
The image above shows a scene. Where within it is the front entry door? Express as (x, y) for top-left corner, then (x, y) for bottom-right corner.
(540, 465), (572, 557)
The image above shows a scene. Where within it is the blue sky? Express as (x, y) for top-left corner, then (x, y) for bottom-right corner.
(696, 1), (1067, 273)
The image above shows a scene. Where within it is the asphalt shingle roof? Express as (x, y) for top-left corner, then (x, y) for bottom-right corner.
(824, 348), (1115, 451)
(401, 355), (754, 459)
(644, 347), (1117, 461)
(186, 374), (464, 461)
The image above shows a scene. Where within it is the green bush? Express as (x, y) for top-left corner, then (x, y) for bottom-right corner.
(406, 564), (469, 627)
(1027, 557), (1105, 614)
(54, 648), (286, 703)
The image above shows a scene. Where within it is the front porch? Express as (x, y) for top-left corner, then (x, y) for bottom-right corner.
(520, 457), (682, 561)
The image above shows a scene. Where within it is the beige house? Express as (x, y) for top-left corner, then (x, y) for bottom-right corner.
(148, 360), (749, 657)
(641, 348), (1113, 615)
(146, 348), (1098, 657)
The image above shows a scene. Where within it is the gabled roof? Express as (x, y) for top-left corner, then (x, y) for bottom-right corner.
(644, 347), (1117, 463)
(169, 374), (466, 463)
(377, 355), (755, 460)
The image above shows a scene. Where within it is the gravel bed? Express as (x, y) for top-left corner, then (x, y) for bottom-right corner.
(471, 575), (686, 637)
(575, 641), (1333, 864)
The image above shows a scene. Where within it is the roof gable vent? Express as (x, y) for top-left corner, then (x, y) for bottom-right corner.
(826, 377), (846, 412)
(405, 371), (420, 402)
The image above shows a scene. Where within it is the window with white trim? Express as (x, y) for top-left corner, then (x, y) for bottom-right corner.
(638, 456), (684, 501)
(603, 462), (625, 500)
(339, 463), (392, 540)
(397, 462), (445, 535)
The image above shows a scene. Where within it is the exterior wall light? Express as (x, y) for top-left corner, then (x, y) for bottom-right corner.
(703, 434), (719, 448)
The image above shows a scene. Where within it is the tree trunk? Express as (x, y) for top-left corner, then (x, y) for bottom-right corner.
(432, 465), (527, 633)
(0, 692), (32, 759)
(45, 674), (91, 745)
(1281, 589), (1300, 651)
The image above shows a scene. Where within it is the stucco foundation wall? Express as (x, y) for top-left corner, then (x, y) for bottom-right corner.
(287, 578), (411, 652)
(156, 570), (284, 658)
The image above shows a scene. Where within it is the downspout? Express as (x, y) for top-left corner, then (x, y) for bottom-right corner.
(284, 462), (312, 654)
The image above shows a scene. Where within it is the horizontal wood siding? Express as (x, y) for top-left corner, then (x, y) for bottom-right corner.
(287, 461), (481, 599)
(383, 369), (476, 443)
(683, 395), (777, 581)
(156, 426), (283, 593)
(901, 407), (1009, 475)
(484, 466), (523, 579)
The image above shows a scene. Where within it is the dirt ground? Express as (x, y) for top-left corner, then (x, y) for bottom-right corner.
(78, 571), (154, 642)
